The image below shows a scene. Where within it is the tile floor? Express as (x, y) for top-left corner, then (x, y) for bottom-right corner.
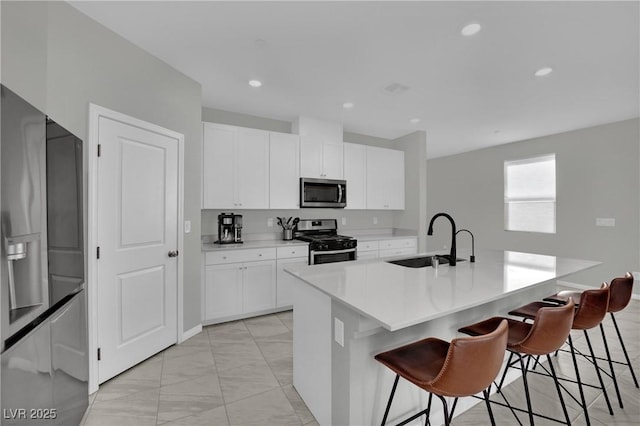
(82, 296), (639, 426)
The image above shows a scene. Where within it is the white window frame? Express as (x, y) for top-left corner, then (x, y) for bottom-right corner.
(504, 154), (556, 234)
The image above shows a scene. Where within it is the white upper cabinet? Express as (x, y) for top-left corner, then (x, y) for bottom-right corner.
(202, 123), (235, 208)
(299, 136), (344, 179)
(366, 146), (405, 210)
(343, 143), (366, 209)
(202, 122), (269, 209)
(294, 117), (344, 180)
(270, 132), (300, 209)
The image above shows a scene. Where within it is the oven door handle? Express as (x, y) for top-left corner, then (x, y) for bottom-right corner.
(311, 248), (356, 256)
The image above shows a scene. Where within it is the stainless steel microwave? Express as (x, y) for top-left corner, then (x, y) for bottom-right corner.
(300, 178), (347, 208)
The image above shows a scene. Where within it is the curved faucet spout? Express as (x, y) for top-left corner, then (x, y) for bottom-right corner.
(427, 213), (457, 266)
(456, 229), (475, 262)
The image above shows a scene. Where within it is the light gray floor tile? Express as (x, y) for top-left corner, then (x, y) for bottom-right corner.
(157, 404), (229, 426)
(217, 359), (280, 403)
(82, 412), (157, 426)
(244, 314), (290, 338)
(207, 320), (254, 343)
(160, 373), (224, 399)
(87, 395), (159, 418)
(211, 340), (265, 371)
(225, 388), (301, 426)
(282, 384), (315, 425)
(157, 394), (225, 424)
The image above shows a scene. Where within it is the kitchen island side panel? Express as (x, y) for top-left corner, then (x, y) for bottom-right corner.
(292, 279), (332, 426)
(330, 280), (556, 426)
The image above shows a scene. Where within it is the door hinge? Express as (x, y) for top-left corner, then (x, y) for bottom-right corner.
(96, 246), (100, 259)
(97, 348), (101, 361)
(97, 144), (101, 157)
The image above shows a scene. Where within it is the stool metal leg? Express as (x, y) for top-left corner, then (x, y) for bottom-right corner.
(436, 394), (451, 426)
(381, 374), (399, 426)
(600, 322), (623, 408)
(611, 312), (639, 388)
(583, 329), (613, 415)
(568, 334), (591, 426)
(483, 388), (496, 426)
(518, 354), (535, 425)
(497, 351), (515, 391)
(546, 354), (571, 426)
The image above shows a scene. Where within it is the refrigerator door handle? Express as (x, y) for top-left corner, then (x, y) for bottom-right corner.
(7, 259), (17, 310)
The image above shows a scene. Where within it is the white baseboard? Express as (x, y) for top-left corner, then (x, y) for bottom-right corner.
(557, 279), (640, 301)
(180, 323), (203, 343)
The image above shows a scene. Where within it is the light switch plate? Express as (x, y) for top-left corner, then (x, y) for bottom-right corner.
(267, 218), (273, 227)
(334, 318), (344, 347)
(373, 216), (378, 225)
(341, 217), (347, 226)
(596, 218), (615, 227)
(184, 220), (191, 233)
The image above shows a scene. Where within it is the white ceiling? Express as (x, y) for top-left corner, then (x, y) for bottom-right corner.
(69, 1), (639, 158)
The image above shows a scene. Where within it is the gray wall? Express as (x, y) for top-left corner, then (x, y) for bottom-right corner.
(1, 1), (203, 331)
(393, 131), (428, 251)
(426, 119), (640, 292)
(202, 107), (291, 134)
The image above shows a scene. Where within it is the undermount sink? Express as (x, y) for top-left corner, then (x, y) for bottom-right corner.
(386, 255), (466, 268)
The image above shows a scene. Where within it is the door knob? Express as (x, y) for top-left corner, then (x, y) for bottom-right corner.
(168, 250), (179, 258)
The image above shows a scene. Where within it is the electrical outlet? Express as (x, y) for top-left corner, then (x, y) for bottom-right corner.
(373, 216), (378, 225)
(341, 217), (347, 226)
(267, 218), (274, 227)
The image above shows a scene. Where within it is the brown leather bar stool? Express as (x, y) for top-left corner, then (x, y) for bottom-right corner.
(508, 285), (612, 426)
(375, 320), (508, 426)
(545, 272), (638, 402)
(458, 299), (575, 425)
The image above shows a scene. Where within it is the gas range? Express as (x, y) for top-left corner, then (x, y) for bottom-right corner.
(294, 219), (357, 264)
(295, 234), (357, 251)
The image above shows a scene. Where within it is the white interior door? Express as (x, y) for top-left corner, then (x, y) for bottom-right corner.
(96, 116), (179, 384)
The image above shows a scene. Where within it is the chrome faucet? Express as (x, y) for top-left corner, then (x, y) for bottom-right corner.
(427, 213), (457, 266)
(456, 229), (476, 262)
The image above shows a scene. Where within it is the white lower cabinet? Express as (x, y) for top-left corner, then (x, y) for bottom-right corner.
(203, 248), (276, 323)
(377, 238), (418, 258)
(356, 240), (379, 260)
(276, 246), (309, 308)
(242, 261), (277, 313)
(276, 257), (307, 307)
(204, 263), (243, 319)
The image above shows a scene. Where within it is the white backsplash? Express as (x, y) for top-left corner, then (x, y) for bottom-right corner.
(202, 209), (396, 240)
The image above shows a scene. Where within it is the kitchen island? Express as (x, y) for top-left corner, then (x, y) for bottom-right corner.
(284, 250), (599, 426)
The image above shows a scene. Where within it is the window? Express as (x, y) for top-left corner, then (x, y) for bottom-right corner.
(504, 154), (556, 233)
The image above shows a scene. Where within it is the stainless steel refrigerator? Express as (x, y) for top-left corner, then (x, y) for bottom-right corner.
(1, 85), (88, 425)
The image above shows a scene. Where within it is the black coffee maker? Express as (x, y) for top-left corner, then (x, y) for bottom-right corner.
(217, 213), (243, 244)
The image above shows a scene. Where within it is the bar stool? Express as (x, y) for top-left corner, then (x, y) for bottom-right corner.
(375, 320), (508, 426)
(508, 285), (612, 425)
(545, 272), (638, 400)
(458, 299), (575, 425)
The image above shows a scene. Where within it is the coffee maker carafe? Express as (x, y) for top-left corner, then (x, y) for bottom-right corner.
(217, 213), (243, 244)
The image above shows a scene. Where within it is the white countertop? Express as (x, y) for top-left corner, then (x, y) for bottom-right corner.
(284, 249), (600, 331)
(202, 239), (308, 252)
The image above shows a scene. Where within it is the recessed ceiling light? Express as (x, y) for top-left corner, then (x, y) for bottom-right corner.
(461, 23), (482, 36)
(248, 79), (262, 88)
(534, 67), (553, 77)
(409, 118), (421, 124)
(342, 102), (355, 109)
